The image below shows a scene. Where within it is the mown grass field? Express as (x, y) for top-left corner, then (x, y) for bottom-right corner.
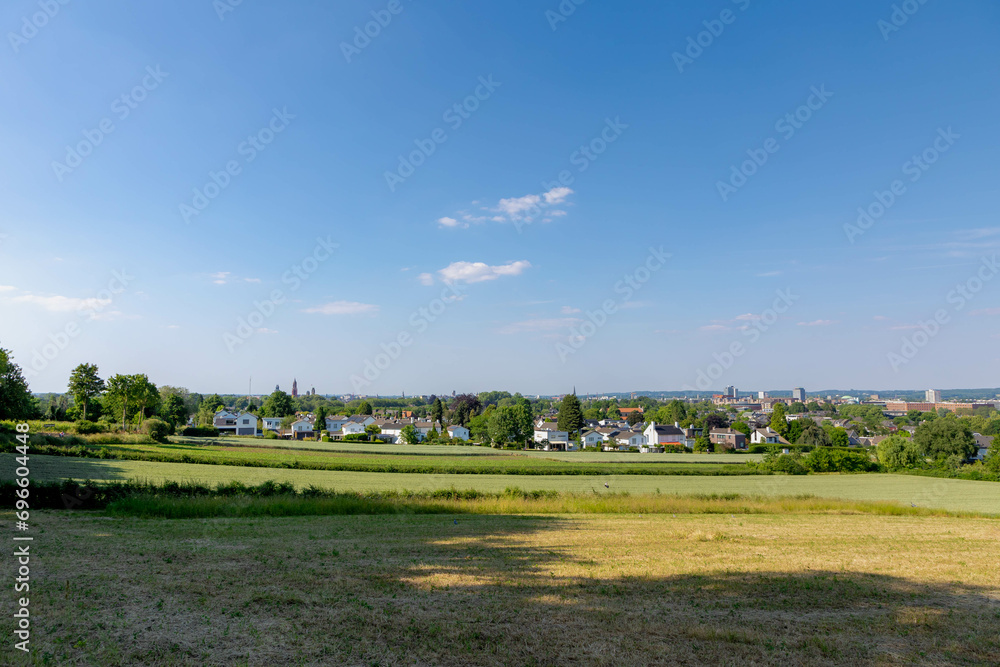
(49, 440), (754, 475)
(9, 454), (1000, 513)
(11, 509), (999, 665)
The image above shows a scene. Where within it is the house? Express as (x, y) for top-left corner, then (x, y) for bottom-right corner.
(375, 421), (405, 443)
(643, 421), (686, 446)
(614, 432), (646, 448)
(534, 422), (569, 446)
(348, 415), (376, 427)
(973, 434), (994, 461)
(618, 407), (644, 418)
(325, 415), (350, 432)
(414, 421), (440, 439)
(750, 427), (788, 446)
(446, 425), (470, 441)
(261, 417), (282, 432)
(580, 430), (605, 448)
(710, 428), (747, 450)
(212, 410), (239, 433)
(290, 418), (315, 440)
(234, 412), (257, 436)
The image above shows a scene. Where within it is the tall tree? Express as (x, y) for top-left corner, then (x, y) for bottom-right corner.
(431, 397), (444, 425)
(0, 347), (36, 420)
(105, 374), (140, 430)
(358, 401), (373, 416)
(770, 403), (789, 437)
(262, 390), (294, 417)
(557, 393), (584, 437)
(67, 363), (104, 421)
(160, 394), (188, 428)
(487, 406), (519, 448)
(914, 417), (976, 460)
(132, 375), (159, 426)
(515, 398), (534, 448)
(314, 406), (328, 433)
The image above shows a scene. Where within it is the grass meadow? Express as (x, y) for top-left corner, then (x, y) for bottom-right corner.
(8, 454), (1000, 513)
(9, 509), (999, 665)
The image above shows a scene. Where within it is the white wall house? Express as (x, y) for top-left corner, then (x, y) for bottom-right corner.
(325, 415), (350, 432)
(751, 428), (786, 445)
(291, 419), (314, 434)
(235, 413), (257, 436)
(446, 425), (470, 441)
(213, 410), (239, 432)
(643, 422), (686, 446)
(615, 432), (646, 448)
(262, 417), (282, 432)
(340, 421), (367, 436)
(580, 430), (604, 448)
(533, 422), (569, 444)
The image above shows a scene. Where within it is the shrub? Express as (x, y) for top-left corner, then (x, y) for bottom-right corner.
(805, 448), (877, 473)
(264, 431), (279, 440)
(142, 418), (172, 442)
(75, 420), (104, 435)
(877, 435), (923, 471)
(768, 454), (808, 475)
(343, 434), (369, 442)
(182, 426), (218, 438)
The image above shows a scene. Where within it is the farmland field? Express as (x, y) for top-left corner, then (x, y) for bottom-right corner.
(8, 454), (1000, 513)
(12, 509), (999, 665)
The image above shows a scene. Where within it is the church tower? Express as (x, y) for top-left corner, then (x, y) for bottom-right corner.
(292, 379), (298, 397)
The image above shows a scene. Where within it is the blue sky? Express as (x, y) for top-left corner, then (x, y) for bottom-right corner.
(2, 0), (999, 395)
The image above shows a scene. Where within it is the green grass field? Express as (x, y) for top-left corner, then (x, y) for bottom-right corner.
(13, 509), (999, 665)
(9, 454), (1000, 513)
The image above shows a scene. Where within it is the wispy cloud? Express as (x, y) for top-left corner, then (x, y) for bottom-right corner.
(10, 293), (112, 313)
(417, 272), (434, 286)
(438, 260), (531, 284)
(210, 271), (231, 285)
(439, 187), (575, 229)
(756, 270), (782, 277)
(971, 307), (1000, 316)
(499, 317), (581, 335)
(797, 319), (838, 327)
(560, 306), (581, 314)
(303, 301), (379, 315)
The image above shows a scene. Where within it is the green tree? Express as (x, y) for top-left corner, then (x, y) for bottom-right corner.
(605, 405), (621, 420)
(515, 399), (534, 448)
(914, 417), (976, 460)
(431, 397), (444, 425)
(131, 375), (159, 426)
(731, 420), (751, 437)
(400, 424), (419, 444)
(105, 374), (141, 430)
(557, 393), (584, 437)
(358, 401), (373, 416)
(262, 390), (294, 418)
(797, 419), (831, 447)
(626, 410), (643, 426)
(314, 406), (328, 433)
(786, 419), (804, 444)
(0, 347), (37, 420)
(67, 363), (104, 421)
(160, 394), (188, 428)
(487, 406), (520, 447)
(828, 427), (849, 448)
(877, 435), (924, 470)
(769, 403), (789, 437)
(693, 435), (711, 453)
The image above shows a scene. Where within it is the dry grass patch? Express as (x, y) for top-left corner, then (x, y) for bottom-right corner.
(7, 510), (999, 666)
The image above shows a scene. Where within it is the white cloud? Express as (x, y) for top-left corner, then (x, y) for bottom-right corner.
(971, 308), (1000, 316)
(700, 324), (730, 332)
(11, 294), (112, 313)
(560, 306), (581, 314)
(873, 315), (889, 321)
(440, 187), (575, 229)
(734, 313), (761, 321)
(303, 301), (379, 315)
(256, 328), (278, 334)
(244, 277), (261, 284)
(417, 272), (434, 286)
(438, 260), (531, 284)
(499, 318), (581, 335)
(210, 271), (231, 285)
(437, 216), (467, 229)
(0, 285), (15, 292)
(543, 187), (573, 205)
(166, 324), (181, 329)
(756, 270), (782, 277)
(797, 319), (837, 327)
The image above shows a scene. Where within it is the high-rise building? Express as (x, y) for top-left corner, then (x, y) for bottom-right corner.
(292, 379), (298, 398)
(725, 385), (738, 398)
(758, 391), (768, 399)
(792, 387), (806, 403)
(926, 389), (942, 403)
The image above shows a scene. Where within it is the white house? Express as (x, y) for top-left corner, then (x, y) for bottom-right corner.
(340, 421), (367, 436)
(261, 417), (282, 432)
(446, 425), (470, 441)
(213, 410), (239, 433)
(234, 412), (257, 436)
(643, 422), (686, 446)
(325, 415), (350, 432)
(751, 427), (788, 446)
(348, 415), (376, 427)
(291, 419), (315, 438)
(614, 432), (646, 448)
(533, 422), (569, 445)
(580, 430), (605, 448)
